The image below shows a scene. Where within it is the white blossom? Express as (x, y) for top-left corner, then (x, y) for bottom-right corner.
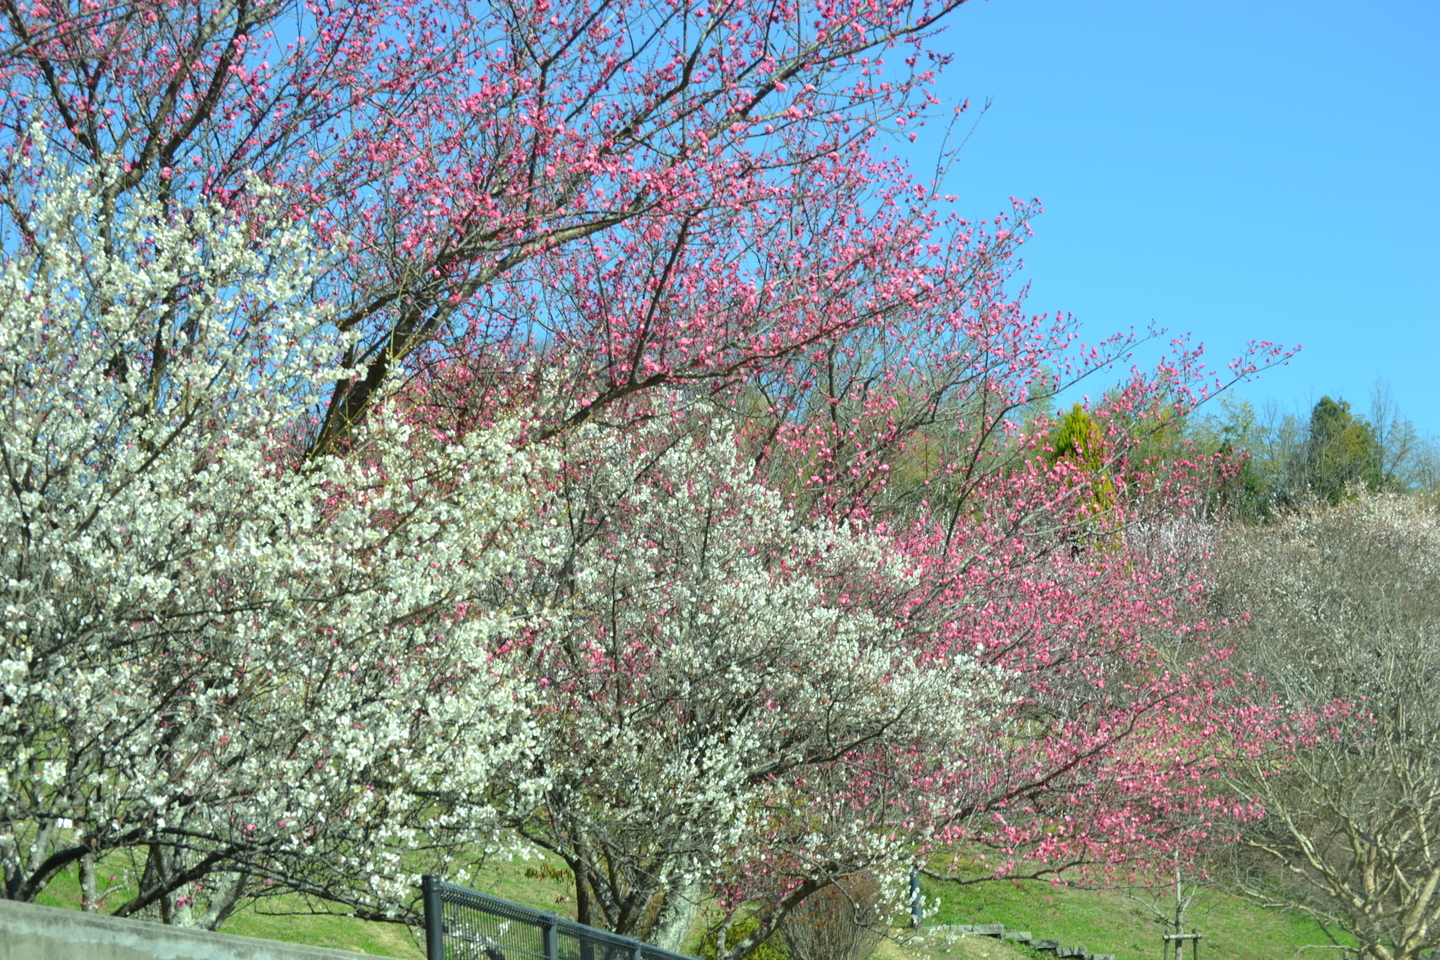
(0, 144), (551, 923)
(503, 415), (1007, 954)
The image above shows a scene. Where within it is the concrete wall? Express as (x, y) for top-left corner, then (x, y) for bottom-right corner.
(0, 898), (384, 960)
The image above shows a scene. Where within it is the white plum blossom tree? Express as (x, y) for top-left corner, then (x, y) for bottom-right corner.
(496, 414), (1007, 958)
(0, 145), (552, 925)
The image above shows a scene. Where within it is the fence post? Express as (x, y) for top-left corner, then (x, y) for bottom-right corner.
(542, 911), (560, 960)
(910, 866), (922, 930)
(422, 875), (445, 960)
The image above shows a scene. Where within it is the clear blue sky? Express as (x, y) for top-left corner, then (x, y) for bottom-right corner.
(908, 0), (1438, 435)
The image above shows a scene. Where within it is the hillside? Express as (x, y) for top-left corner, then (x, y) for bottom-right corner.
(31, 851), (1345, 960)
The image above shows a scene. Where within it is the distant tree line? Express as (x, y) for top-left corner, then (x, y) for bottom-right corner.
(1190, 384), (1440, 521)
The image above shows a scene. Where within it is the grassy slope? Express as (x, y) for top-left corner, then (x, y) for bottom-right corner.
(29, 848), (582, 959)
(28, 851), (1346, 960)
(32, 865), (423, 958)
(921, 877), (1346, 960)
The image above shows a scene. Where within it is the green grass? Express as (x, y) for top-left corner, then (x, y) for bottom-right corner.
(461, 852), (580, 917)
(921, 877), (1350, 960)
(222, 902), (425, 958)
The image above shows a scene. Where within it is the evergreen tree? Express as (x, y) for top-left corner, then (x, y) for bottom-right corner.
(1305, 396), (1383, 503)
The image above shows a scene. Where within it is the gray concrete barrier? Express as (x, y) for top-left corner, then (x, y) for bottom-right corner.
(0, 899), (382, 960)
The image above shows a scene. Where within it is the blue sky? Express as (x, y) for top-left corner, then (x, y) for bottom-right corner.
(906, 0), (1438, 436)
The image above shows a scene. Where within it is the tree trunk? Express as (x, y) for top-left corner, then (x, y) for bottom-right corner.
(652, 874), (704, 954)
(80, 853), (97, 912)
(196, 871), (248, 930)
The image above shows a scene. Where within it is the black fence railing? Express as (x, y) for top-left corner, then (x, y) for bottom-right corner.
(422, 875), (700, 960)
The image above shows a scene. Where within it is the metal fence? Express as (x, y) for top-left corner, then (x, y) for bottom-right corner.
(422, 876), (700, 960)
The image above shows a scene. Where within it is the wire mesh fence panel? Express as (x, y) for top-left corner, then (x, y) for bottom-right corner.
(423, 876), (698, 960)
(558, 927), (644, 960)
(437, 891), (549, 960)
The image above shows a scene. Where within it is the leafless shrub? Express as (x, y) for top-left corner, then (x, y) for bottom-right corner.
(1211, 493), (1440, 960)
(780, 877), (886, 960)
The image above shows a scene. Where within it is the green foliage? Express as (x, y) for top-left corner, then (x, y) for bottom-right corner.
(1044, 405), (1118, 539)
(1189, 388), (1440, 521)
(1304, 396), (1383, 503)
(1184, 397), (1286, 523)
(1047, 405), (1107, 472)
